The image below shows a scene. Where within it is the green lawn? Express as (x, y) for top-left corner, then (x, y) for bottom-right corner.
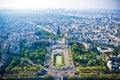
(56, 55), (62, 65)
(53, 53), (64, 68)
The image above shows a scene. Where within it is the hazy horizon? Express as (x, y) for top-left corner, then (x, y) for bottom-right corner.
(0, 0), (120, 10)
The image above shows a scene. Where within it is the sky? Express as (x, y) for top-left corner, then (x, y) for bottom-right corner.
(0, 0), (119, 10)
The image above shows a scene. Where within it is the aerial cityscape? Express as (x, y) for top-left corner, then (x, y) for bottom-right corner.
(0, 0), (120, 80)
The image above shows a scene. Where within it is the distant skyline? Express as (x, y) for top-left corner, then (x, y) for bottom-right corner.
(0, 0), (120, 10)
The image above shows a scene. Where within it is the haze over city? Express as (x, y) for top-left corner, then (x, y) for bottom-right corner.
(0, 0), (120, 80)
(0, 0), (120, 10)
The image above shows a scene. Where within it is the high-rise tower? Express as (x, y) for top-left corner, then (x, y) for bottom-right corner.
(57, 26), (61, 35)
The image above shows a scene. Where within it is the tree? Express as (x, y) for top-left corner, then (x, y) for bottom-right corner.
(44, 41), (50, 46)
(118, 49), (120, 54)
(37, 59), (41, 64)
(42, 74), (53, 80)
(87, 60), (96, 66)
(20, 59), (25, 66)
(0, 49), (3, 59)
(11, 57), (19, 67)
(23, 66), (27, 71)
(71, 43), (79, 53)
(68, 74), (76, 80)
(24, 50), (29, 57)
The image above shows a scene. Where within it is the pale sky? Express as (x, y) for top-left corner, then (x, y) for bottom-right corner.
(0, 0), (119, 10)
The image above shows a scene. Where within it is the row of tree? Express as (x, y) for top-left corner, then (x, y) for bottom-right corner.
(68, 73), (120, 80)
